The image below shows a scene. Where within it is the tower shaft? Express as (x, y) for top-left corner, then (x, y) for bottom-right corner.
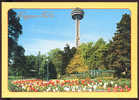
(76, 19), (80, 47)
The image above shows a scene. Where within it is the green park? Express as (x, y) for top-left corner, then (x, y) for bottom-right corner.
(8, 8), (131, 92)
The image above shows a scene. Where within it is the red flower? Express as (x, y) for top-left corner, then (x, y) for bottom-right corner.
(34, 89), (38, 92)
(43, 83), (47, 86)
(75, 80), (79, 85)
(56, 80), (60, 83)
(31, 87), (35, 91)
(113, 88), (118, 92)
(91, 80), (94, 83)
(81, 80), (85, 84)
(72, 80), (75, 84)
(67, 80), (70, 83)
(61, 82), (65, 86)
(98, 80), (102, 82)
(120, 88), (124, 92)
(69, 83), (72, 86)
(37, 82), (39, 85)
(51, 82), (55, 86)
(107, 88), (111, 92)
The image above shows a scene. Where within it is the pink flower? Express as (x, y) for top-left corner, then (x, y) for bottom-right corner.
(113, 88), (118, 92)
(127, 88), (131, 92)
(125, 85), (128, 89)
(119, 86), (122, 89)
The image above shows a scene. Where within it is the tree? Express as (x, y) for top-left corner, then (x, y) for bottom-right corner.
(106, 14), (131, 78)
(66, 48), (88, 74)
(48, 60), (57, 79)
(79, 39), (107, 70)
(79, 42), (93, 69)
(62, 44), (76, 75)
(91, 38), (107, 70)
(8, 9), (23, 65)
(24, 55), (37, 77)
(48, 48), (64, 78)
(8, 9), (26, 77)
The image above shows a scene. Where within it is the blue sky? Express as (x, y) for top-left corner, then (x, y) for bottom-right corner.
(14, 9), (130, 55)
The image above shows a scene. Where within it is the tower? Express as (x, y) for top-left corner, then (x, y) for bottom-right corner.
(71, 8), (84, 48)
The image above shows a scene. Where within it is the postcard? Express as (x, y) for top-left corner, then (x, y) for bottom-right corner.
(1, 2), (138, 98)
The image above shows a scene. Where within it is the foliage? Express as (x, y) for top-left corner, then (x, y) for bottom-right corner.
(48, 48), (63, 78)
(8, 9), (26, 77)
(106, 14), (131, 78)
(79, 39), (108, 71)
(66, 48), (88, 73)
(62, 44), (76, 75)
(79, 42), (93, 69)
(8, 9), (23, 64)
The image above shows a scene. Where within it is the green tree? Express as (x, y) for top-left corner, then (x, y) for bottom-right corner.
(24, 55), (37, 77)
(8, 9), (23, 65)
(106, 14), (131, 78)
(79, 39), (107, 70)
(48, 48), (63, 78)
(79, 42), (93, 69)
(8, 9), (25, 77)
(24, 52), (48, 79)
(62, 44), (76, 75)
(91, 38), (107, 70)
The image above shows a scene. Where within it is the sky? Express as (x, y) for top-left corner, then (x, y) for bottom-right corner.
(14, 9), (130, 56)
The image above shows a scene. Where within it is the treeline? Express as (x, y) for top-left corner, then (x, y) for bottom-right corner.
(8, 9), (131, 79)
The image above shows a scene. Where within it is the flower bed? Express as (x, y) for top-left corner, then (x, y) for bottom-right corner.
(9, 79), (131, 92)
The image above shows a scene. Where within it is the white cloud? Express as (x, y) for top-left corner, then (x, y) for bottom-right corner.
(23, 39), (75, 56)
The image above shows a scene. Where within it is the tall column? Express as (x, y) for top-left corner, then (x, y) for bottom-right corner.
(76, 19), (80, 47)
(71, 8), (84, 48)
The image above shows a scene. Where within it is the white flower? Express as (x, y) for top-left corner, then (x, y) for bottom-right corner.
(103, 84), (107, 89)
(76, 86), (78, 89)
(72, 88), (76, 92)
(53, 89), (56, 92)
(88, 84), (92, 88)
(104, 82), (107, 86)
(64, 87), (70, 91)
(111, 81), (113, 85)
(83, 88), (86, 91)
(22, 86), (26, 89)
(88, 88), (92, 92)
(55, 88), (58, 91)
(115, 84), (117, 87)
(99, 82), (102, 85)
(78, 89), (81, 92)
(46, 87), (51, 92)
(93, 85), (97, 91)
